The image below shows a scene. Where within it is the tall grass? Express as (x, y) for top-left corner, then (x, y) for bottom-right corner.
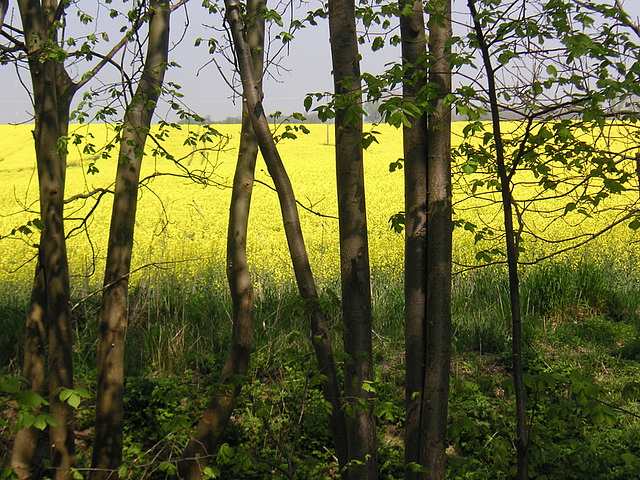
(4, 247), (640, 378)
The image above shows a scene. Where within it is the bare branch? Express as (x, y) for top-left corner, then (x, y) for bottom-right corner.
(615, 0), (640, 38)
(64, 188), (113, 204)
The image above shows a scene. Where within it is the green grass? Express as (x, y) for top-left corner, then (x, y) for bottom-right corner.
(4, 249), (640, 478)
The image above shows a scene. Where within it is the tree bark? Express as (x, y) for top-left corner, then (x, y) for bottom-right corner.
(221, 0), (350, 473)
(327, 0), (377, 477)
(177, 2), (265, 478)
(90, 3), (170, 478)
(468, 1), (529, 478)
(399, 1), (428, 478)
(17, 1), (78, 477)
(420, 2), (453, 479)
(10, 253), (48, 480)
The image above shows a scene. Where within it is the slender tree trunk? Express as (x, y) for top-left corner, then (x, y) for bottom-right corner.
(468, 1), (529, 478)
(90, 3), (170, 478)
(328, 0), (377, 477)
(400, 1), (428, 478)
(10, 253), (48, 480)
(420, 2), (453, 479)
(37, 58), (76, 480)
(222, 0), (349, 473)
(177, 3), (265, 478)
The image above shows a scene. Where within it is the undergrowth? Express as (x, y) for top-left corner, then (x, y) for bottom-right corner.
(3, 256), (640, 479)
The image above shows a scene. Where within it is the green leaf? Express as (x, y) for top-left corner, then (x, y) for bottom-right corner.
(388, 212), (405, 233)
(462, 162), (477, 174)
(202, 466), (221, 479)
(0, 378), (21, 394)
(33, 414), (48, 430)
(373, 401), (396, 421)
(406, 462), (428, 473)
(361, 381), (375, 393)
(563, 202), (576, 215)
(67, 393), (81, 409)
(46, 415), (60, 427)
(389, 159), (403, 172)
(303, 96), (313, 112)
(360, 132), (379, 149)
(217, 443), (234, 464)
(1, 468), (18, 480)
(59, 388), (73, 402)
(443, 93), (457, 107)
(532, 82), (543, 96)
(159, 462), (177, 475)
(498, 50), (517, 65)
(16, 391), (46, 409)
(117, 465), (128, 478)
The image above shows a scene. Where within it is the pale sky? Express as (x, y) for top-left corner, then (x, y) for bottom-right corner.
(0, 0), (638, 125)
(0, 0), (398, 124)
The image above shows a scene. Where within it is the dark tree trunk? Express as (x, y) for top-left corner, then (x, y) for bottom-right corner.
(177, 2), (265, 479)
(327, 0), (377, 477)
(400, 1), (428, 478)
(90, 3), (170, 478)
(221, 0), (350, 473)
(468, 1), (529, 478)
(36, 57), (75, 480)
(17, 1), (78, 476)
(420, 2), (453, 479)
(10, 253), (48, 480)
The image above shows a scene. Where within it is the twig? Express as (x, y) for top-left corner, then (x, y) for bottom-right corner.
(70, 258), (196, 312)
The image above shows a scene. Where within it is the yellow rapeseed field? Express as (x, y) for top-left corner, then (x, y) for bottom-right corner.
(1, 121), (638, 292)
(0, 123), (405, 289)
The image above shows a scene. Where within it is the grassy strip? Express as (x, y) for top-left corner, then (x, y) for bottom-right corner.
(3, 255), (640, 478)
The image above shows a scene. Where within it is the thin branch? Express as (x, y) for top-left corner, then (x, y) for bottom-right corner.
(70, 259), (195, 313)
(73, 49), (134, 90)
(253, 179), (338, 219)
(615, 0), (640, 39)
(453, 208), (639, 275)
(64, 188), (113, 204)
(74, 0), (183, 92)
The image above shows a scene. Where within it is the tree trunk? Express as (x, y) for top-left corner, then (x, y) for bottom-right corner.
(221, 0), (350, 473)
(90, 3), (170, 478)
(420, 2), (453, 479)
(468, 1), (529, 478)
(10, 253), (48, 480)
(17, 1), (78, 476)
(327, 0), (377, 477)
(177, 3), (265, 479)
(400, 1), (428, 478)
(37, 57), (76, 480)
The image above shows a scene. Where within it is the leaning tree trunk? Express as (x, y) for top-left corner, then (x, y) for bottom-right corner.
(90, 3), (170, 478)
(399, 1), (428, 478)
(468, 1), (529, 478)
(420, 2), (453, 479)
(222, 0), (350, 473)
(177, 2), (265, 478)
(327, 0), (377, 477)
